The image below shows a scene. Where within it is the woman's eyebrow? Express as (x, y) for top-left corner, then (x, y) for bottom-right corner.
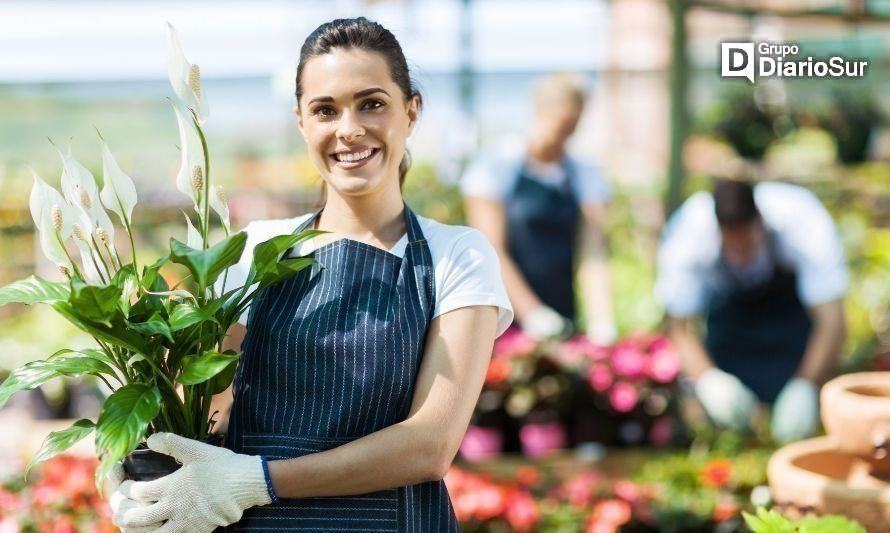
(307, 88), (389, 106)
(354, 87), (390, 99)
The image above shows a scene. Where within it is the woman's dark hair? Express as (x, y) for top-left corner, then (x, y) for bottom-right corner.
(296, 17), (422, 190)
(713, 178), (760, 227)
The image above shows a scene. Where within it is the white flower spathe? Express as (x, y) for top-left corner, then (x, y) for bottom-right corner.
(28, 169), (73, 269)
(99, 139), (138, 226)
(56, 147), (116, 246)
(173, 104), (206, 213)
(166, 22), (209, 124)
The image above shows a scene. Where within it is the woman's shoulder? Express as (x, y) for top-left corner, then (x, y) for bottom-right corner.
(415, 215), (497, 259)
(239, 213), (314, 249)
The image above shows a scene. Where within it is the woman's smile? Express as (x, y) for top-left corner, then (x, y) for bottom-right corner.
(329, 146), (381, 170)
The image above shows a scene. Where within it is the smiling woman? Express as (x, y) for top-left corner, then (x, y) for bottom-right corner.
(110, 17), (514, 533)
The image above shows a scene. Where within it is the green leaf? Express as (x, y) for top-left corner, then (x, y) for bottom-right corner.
(127, 312), (174, 343)
(0, 276), (69, 307)
(255, 257), (314, 288)
(69, 278), (121, 326)
(170, 232), (247, 289)
(111, 265), (138, 315)
(95, 383), (161, 481)
(140, 255), (170, 291)
(52, 301), (150, 355)
(25, 419), (95, 479)
(248, 230), (325, 285)
(169, 302), (215, 332)
(208, 354), (238, 395)
(0, 356), (117, 409)
(799, 516), (866, 533)
(177, 350), (239, 385)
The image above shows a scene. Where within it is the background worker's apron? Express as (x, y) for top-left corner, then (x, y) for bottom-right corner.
(705, 234), (813, 403)
(505, 160), (582, 322)
(223, 204), (459, 531)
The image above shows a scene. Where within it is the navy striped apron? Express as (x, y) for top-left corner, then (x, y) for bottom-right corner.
(222, 203), (459, 531)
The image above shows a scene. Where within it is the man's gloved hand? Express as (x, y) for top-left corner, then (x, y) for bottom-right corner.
(522, 305), (573, 341)
(586, 318), (618, 346)
(112, 432), (273, 533)
(694, 367), (758, 430)
(771, 377), (819, 443)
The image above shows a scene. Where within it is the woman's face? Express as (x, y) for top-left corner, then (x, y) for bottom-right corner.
(296, 48), (418, 198)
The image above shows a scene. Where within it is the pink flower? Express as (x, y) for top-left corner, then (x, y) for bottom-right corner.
(612, 480), (640, 503)
(505, 490), (540, 531)
(586, 520), (617, 533)
(648, 416), (675, 447)
(609, 382), (639, 413)
(459, 425), (504, 462)
(519, 422), (566, 458)
(587, 364), (613, 392)
(611, 344), (647, 380)
(646, 335), (671, 353)
(561, 471), (601, 507)
(0, 517), (20, 533)
(493, 327), (536, 359)
(648, 347), (680, 383)
(592, 498), (633, 527)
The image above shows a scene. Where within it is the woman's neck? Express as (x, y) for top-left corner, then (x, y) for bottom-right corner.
(316, 185), (407, 246)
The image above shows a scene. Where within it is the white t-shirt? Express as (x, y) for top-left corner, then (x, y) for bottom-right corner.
(655, 182), (849, 318)
(215, 213), (514, 337)
(460, 142), (612, 205)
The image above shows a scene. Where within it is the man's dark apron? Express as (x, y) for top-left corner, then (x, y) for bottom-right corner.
(223, 204), (459, 531)
(505, 161), (582, 322)
(705, 234), (812, 403)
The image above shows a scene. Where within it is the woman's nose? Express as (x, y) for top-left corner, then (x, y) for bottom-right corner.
(336, 109), (365, 143)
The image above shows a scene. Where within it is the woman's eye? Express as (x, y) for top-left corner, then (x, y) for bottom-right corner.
(313, 106), (336, 117)
(361, 99), (384, 111)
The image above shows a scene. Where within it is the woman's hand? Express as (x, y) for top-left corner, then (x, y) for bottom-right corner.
(112, 432), (273, 533)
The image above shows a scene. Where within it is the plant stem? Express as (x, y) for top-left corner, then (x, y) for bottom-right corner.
(91, 236), (114, 278)
(121, 215), (141, 287)
(192, 115), (211, 251)
(55, 233), (84, 280)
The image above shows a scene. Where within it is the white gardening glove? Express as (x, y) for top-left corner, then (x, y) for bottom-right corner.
(522, 305), (572, 341)
(771, 377), (819, 443)
(586, 318), (618, 345)
(106, 462), (161, 533)
(112, 432), (273, 533)
(694, 367), (758, 430)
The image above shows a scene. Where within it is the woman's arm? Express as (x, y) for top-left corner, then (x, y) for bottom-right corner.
(795, 298), (846, 383)
(267, 304), (499, 498)
(576, 203), (616, 343)
(464, 196), (541, 321)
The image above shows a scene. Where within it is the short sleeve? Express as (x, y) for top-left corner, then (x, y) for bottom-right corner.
(460, 150), (519, 201)
(757, 184), (849, 306)
(433, 228), (514, 337)
(654, 193), (718, 317)
(572, 159), (612, 205)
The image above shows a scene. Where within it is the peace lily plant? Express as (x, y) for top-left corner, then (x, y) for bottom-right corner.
(0, 24), (320, 485)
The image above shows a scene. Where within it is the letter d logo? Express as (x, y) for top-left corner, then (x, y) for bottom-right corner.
(721, 42), (755, 83)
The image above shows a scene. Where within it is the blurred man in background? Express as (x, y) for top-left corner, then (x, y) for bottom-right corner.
(656, 178), (847, 442)
(461, 72), (616, 344)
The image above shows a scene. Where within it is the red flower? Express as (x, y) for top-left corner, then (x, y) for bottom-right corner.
(713, 500), (740, 522)
(560, 471), (601, 508)
(505, 490), (540, 531)
(516, 466), (540, 487)
(608, 382), (639, 413)
(700, 459), (733, 488)
(485, 358), (512, 384)
(612, 480), (640, 503)
(592, 498), (633, 527)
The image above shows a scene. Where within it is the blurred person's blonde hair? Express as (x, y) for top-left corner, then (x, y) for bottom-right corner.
(533, 71), (587, 109)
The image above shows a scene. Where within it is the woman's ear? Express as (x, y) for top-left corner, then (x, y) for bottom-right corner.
(406, 96), (419, 135)
(294, 105), (306, 137)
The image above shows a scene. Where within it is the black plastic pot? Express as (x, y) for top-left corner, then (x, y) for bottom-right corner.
(123, 433), (224, 481)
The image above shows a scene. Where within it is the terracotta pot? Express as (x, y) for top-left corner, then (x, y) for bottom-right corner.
(123, 433), (224, 481)
(768, 436), (890, 531)
(821, 372), (890, 473)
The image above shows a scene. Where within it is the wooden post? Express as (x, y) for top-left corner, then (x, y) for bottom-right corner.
(667, 0), (689, 216)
